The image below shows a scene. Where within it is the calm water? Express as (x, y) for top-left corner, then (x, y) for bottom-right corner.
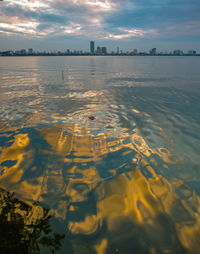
(0, 56), (200, 253)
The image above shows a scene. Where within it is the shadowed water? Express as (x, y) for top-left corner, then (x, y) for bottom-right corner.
(0, 56), (200, 253)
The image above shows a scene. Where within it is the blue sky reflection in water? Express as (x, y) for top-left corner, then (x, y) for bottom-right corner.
(0, 56), (200, 253)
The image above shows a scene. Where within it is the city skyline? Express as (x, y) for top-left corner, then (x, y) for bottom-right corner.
(0, 0), (200, 51)
(1, 42), (199, 56)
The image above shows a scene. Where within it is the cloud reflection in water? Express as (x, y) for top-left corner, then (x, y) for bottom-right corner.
(0, 105), (199, 253)
(1, 56), (200, 253)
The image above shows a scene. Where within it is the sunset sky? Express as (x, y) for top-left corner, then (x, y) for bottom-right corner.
(0, 0), (200, 52)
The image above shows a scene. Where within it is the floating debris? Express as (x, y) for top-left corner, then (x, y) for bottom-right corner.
(88, 115), (95, 120)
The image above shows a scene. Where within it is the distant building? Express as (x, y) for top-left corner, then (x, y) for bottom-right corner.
(102, 47), (107, 55)
(149, 48), (156, 55)
(28, 48), (33, 54)
(20, 49), (26, 55)
(90, 41), (95, 54)
(133, 49), (138, 55)
(117, 47), (119, 54)
(0, 51), (13, 56)
(173, 50), (183, 56)
(66, 49), (70, 54)
(188, 50), (196, 55)
(96, 46), (101, 54)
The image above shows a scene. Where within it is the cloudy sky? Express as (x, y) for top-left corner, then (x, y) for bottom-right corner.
(0, 0), (200, 52)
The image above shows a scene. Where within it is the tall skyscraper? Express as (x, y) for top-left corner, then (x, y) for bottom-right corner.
(149, 48), (156, 55)
(96, 46), (101, 54)
(90, 41), (95, 54)
(28, 48), (33, 54)
(133, 49), (138, 55)
(102, 47), (107, 55)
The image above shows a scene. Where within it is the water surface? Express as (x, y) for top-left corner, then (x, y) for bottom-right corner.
(0, 56), (200, 253)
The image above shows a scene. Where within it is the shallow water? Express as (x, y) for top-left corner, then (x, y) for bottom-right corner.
(0, 56), (200, 253)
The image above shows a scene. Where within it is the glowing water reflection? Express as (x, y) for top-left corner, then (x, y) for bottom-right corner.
(0, 56), (200, 253)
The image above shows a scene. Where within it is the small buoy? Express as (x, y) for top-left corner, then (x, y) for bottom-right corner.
(88, 115), (95, 120)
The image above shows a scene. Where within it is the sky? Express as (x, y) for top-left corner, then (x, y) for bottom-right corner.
(0, 0), (200, 52)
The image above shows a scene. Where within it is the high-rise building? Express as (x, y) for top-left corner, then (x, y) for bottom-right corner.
(173, 50), (183, 56)
(152, 48), (156, 54)
(90, 41), (95, 54)
(28, 48), (33, 54)
(102, 47), (107, 55)
(20, 49), (26, 55)
(149, 48), (156, 55)
(96, 46), (101, 54)
(188, 50), (196, 55)
(133, 49), (138, 55)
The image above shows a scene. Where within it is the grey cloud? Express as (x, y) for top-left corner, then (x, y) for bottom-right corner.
(105, 0), (200, 32)
(1, 5), (37, 19)
(0, 4), (68, 24)
(0, 0), (200, 50)
(38, 13), (67, 24)
(36, 23), (51, 31)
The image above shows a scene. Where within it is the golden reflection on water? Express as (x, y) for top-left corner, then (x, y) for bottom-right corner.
(0, 114), (200, 253)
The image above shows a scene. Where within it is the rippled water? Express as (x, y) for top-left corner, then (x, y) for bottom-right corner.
(0, 56), (200, 253)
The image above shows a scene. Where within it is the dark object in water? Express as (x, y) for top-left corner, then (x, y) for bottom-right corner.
(88, 115), (95, 120)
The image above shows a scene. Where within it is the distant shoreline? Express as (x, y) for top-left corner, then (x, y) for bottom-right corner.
(1, 54), (200, 57)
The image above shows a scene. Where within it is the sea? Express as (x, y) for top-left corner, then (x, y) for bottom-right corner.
(0, 56), (200, 254)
